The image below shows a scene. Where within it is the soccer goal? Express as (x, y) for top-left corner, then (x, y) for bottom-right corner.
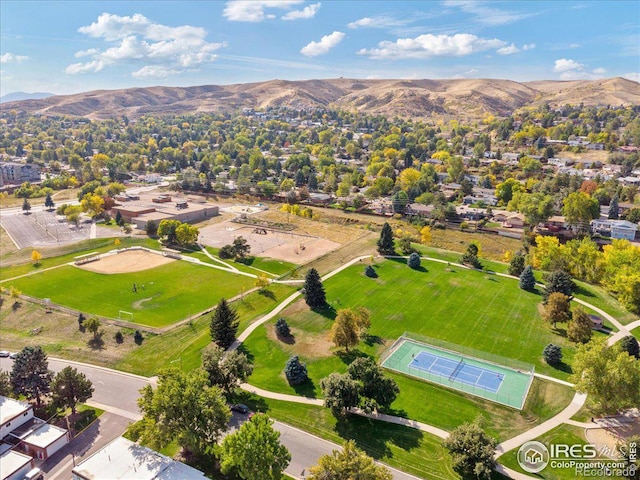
(118, 310), (134, 322)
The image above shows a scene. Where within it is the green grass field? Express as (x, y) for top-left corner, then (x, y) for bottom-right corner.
(9, 260), (256, 327)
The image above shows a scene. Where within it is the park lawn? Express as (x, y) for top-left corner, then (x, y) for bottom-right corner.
(573, 280), (638, 326)
(9, 261), (255, 327)
(115, 283), (296, 376)
(1, 237), (160, 280)
(499, 425), (588, 480)
(229, 392), (457, 480)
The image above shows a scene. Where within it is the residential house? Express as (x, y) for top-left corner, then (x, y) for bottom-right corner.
(9, 419), (69, 461)
(405, 203), (434, 217)
(0, 162), (41, 187)
(0, 445), (34, 480)
(591, 219), (638, 240)
(71, 437), (207, 480)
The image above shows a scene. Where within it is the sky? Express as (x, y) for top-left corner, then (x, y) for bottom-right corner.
(1, 0), (639, 95)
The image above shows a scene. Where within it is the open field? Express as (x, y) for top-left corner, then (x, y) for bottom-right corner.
(8, 259), (255, 327)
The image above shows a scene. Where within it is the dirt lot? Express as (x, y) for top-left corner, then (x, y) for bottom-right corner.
(79, 250), (175, 274)
(199, 219), (340, 263)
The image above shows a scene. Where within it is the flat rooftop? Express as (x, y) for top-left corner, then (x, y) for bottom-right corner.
(0, 449), (32, 479)
(72, 437), (207, 480)
(16, 422), (67, 448)
(0, 396), (30, 426)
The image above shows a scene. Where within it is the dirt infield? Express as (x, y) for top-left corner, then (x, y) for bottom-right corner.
(77, 250), (175, 274)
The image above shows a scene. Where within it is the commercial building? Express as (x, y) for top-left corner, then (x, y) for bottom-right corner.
(0, 162), (41, 187)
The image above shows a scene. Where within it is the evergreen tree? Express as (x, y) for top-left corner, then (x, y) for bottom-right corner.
(275, 318), (291, 337)
(115, 210), (124, 226)
(10, 346), (53, 405)
(608, 195), (619, 219)
(307, 173), (318, 190)
(519, 265), (536, 291)
(303, 268), (326, 308)
(620, 335), (640, 359)
(21, 198), (31, 214)
(364, 265), (377, 278)
(543, 344), (563, 365)
(210, 298), (239, 349)
(284, 355), (308, 385)
(544, 270), (575, 299)
(51, 366), (94, 414)
(377, 222), (395, 255)
(44, 193), (55, 211)
(407, 252), (421, 269)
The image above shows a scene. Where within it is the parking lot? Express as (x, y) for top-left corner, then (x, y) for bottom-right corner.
(1, 210), (93, 249)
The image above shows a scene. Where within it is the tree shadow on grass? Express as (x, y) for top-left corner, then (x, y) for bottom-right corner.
(313, 304), (336, 320)
(573, 284), (596, 298)
(552, 327), (568, 338)
(237, 344), (254, 363)
(363, 334), (384, 347)
(335, 348), (369, 365)
(334, 413), (423, 460)
(228, 390), (269, 413)
(410, 265), (428, 273)
(550, 361), (573, 375)
(258, 289), (276, 301)
(276, 333), (296, 345)
(87, 336), (105, 350)
(291, 378), (317, 398)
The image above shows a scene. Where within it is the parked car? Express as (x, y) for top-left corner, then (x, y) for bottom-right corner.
(0, 351), (9, 357)
(9, 352), (18, 359)
(230, 404), (249, 414)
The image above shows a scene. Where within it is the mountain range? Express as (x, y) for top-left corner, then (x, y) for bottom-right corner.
(0, 91), (54, 103)
(2, 78), (638, 121)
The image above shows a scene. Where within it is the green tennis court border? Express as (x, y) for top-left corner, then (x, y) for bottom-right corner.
(380, 333), (535, 410)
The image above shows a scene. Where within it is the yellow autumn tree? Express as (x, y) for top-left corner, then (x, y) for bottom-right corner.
(31, 250), (42, 265)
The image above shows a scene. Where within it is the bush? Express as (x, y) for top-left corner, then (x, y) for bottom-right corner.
(77, 313), (85, 327)
(134, 330), (143, 345)
(543, 344), (563, 365)
(284, 355), (308, 385)
(219, 244), (235, 259)
(364, 265), (377, 278)
(275, 318), (291, 337)
(407, 252), (421, 269)
(620, 335), (640, 359)
(115, 331), (124, 344)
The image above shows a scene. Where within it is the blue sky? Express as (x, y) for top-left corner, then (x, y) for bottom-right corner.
(1, 1), (638, 95)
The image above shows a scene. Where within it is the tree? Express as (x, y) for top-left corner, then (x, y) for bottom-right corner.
(9, 285), (22, 306)
(115, 210), (124, 226)
(347, 357), (399, 409)
(364, 265), (377, 278)
(137, 368), (230, 457)
(420, 225), (432, 244)
(44, 193), (55, 211)
(0, 370), (12, 397)
(10, 346), (53, 405)
(22, 198), (31, 214)
(255, 273), (270, 291)
(134, 330), (144, 345)
(508, 252), (526, 277)
(544, 270), (575, 299)
(80, 193), (105, 218)
(562, 191), (600, 232)
(201, 344), (253, 394)
(407, 252), (421, 269)
(571, 338), (640, 414)
(620, 335), (640, 359)
(220, 413), (291, 480)
(542, 293), (571, 329)
(443, 422), (497, 480)
(460, 243), (482, 269)
(157, 219), (181, 244)
(608, 194), (620, 219)
(330, 308), (370, 352)
(232, 236), (251, 259)
(210, 298), (239, 349)
(175, 223), (198, 246)
(31, 250), (42, 265)
(51, 366), (94, 414)
(508, 191), (554, 225)
(275, 317), (291, 337)
(543, 344), (563, 365)
(320, 373), (360, 416)
(377, 222), (395, 255)
(284, 355), (308, 385)
(303, 268), (326, 308)
(567, 307), (593, 344)
(307, 440), (392, 480)
(84, 317), (102, 340)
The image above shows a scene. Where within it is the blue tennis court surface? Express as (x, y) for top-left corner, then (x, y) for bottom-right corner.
(409, 351), (504, 393)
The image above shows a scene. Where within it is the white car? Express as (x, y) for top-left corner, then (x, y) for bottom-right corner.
(0, 350), (9, 357)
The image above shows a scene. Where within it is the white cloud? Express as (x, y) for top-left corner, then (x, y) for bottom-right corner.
(282, 2), (320, 20)
(497, 43), (519, 55)
(442, 0), (536, 27)
(223, 0), (303, 22)
(348, 17), (375, 29)
(0, 52), (29, 64)
(552, 58), (606, 80)
(66, 13), (226, 77)
(569, 43), (580, 49)
(522, 43), (536, 51)
(300, 31), (344, 57)
(357, 33), (506, 60)
(623, 72), (640, 82)
(553, 58), (584, 73)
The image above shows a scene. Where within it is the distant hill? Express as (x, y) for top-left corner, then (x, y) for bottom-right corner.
(2, 78), (638, 121)
(0, 91), (54, 103)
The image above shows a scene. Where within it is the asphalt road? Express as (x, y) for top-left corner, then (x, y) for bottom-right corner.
(0, 356), (420, 480)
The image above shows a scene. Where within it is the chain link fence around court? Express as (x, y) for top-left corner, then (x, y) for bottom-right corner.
(380, 332), (535, 410)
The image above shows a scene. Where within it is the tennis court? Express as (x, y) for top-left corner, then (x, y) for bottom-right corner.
(381, 334), (534, 409)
